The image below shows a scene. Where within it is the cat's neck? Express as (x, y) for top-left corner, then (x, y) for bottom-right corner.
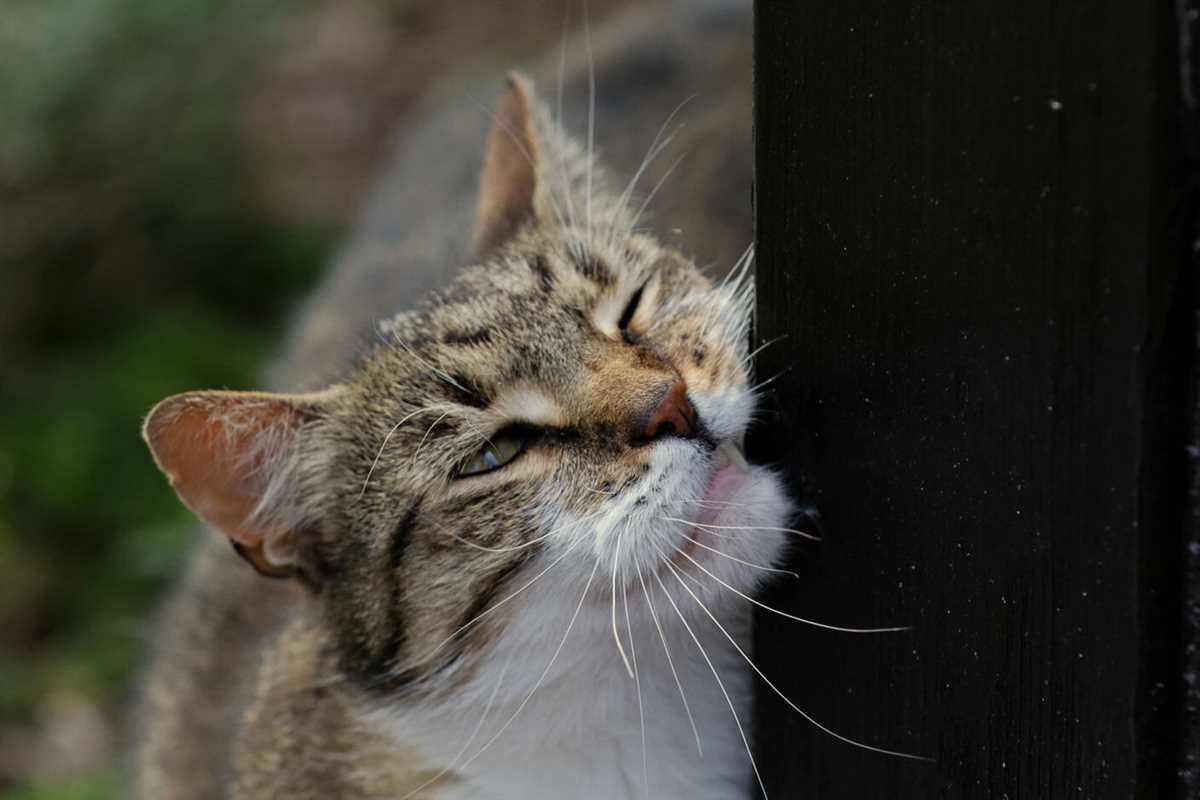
(366, 600), (757, 800)
(228, 618), (452, 797)
(222, 546), (766, 800)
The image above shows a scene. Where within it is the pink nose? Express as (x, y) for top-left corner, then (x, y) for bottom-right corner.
(641, 380), (697, 442)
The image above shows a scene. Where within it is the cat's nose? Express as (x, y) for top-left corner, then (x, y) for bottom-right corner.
(636, 380), (697, 444)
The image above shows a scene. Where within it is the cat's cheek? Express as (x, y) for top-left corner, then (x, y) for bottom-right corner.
(719, 466), (795, 587)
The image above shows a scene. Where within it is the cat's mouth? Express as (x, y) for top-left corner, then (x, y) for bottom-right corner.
(667, 440), (749, 572)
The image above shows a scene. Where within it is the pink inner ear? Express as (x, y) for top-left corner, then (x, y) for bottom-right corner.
(143, 392), (306, 553)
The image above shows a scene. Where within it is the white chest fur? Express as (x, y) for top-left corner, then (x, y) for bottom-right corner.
(372, 599), (759, 800)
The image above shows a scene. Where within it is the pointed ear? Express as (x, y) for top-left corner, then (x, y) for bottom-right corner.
(472, 72), (542, 256)
(143, 389), (336, 579)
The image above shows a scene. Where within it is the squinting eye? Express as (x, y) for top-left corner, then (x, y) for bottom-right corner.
(619, 284), (647, 345)
(457, 432), (527, 478)
(618, 285), (645, 332)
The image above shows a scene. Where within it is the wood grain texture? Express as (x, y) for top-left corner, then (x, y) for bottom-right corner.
(750, 1), (1197, 797)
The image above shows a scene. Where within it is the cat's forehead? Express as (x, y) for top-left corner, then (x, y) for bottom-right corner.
(367, 233), (702, 390)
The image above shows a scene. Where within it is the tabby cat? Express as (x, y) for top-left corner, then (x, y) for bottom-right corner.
(134, 3), (798, 798)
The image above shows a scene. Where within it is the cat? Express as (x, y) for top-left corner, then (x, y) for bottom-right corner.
(131, 2), (796, 798)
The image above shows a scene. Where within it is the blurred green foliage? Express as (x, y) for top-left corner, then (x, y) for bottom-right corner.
(0, 0), (330, 794)
(3, 772), (118, 800)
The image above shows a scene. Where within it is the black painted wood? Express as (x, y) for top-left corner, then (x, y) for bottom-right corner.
(750, 2), (1198, 797)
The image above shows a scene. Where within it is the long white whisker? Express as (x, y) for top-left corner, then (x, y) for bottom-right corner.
(659, 554), (931, 762)
(670, 542), (908, 633)
(584, 1), (595, 243)
(612, 127), (679, 239)
(386, 330), (470, 394)
(611, 518), (635, 678)
(661, 516), (822, 542)
(674, 532), (799, 578)
(697, 255), (753, 344)
(360, 405), (449, 497)
(634, 557), (703, 757)
(621, 560), (648, 798)
(719, 242), (755, 290)
(724, 245), (753, 292)
(649, 560), (768, 798)
(750, 366), (793, 396)
(556, 2), (578, 230)
(629, 153), (685, 234)
(681, 498), (771, 511)
(385, 534), (586, 678)
(458, 557), (602, 770)
(410, 410), (452, 464)
(743, 334), (789, 369)
(706, 247), (756, 342)
(610, 93), (696, 247)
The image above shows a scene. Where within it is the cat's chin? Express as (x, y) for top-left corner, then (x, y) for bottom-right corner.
(651, 439), (793, 605)
(536, 436), (793, 620)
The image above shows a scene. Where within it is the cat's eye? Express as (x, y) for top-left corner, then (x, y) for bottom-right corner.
(457, 431), (527, 477)
(618, 284), (646, 343)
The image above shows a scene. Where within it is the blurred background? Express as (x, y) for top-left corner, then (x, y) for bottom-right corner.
(0, 1), (628, 796)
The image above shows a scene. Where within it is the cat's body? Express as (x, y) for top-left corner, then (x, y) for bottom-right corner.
(131, 3), (787, 799)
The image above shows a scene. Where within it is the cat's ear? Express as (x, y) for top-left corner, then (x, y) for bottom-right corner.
(143, 389), (337, 579)
(473, 72), (542, 256)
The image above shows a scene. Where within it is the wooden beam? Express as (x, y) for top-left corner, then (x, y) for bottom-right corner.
(751, 1), (1197, 796)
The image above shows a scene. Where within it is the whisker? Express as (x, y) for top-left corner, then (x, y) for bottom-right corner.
(743, 334), (789, 369)
(695, 245), (754, 343)
(669, 542), (908, 633)
(675, 532), (799, 579)
(359, 404), (451, 497)
(681, 498), (772, 511)
(621, 559), (648, 798)
(634, 557), (703, 757)
(385, 330), (470, 395)
(661, 516), (822, 542)
(395, 651), (513, 800)
(628, 153), (686, 235)
(658, 554), (931, 762)
(584, 1), (595, 243)
(611, 518), (636, 678)
(649, 558), (768, 798)
(610, 94), (696, 248)
(556, 2), (578, 230)
(383, 533), (586, 678)
(719, 242), (755, 290)
(410, 410), (452, 464)
(612, 126), (679, 237)
(749, 366), (793, 396)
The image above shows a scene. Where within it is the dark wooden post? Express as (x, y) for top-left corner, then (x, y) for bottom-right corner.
(751, 2), (1200, 797)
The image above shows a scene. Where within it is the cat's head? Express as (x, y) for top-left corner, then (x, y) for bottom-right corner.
(144, 75), (792, 694)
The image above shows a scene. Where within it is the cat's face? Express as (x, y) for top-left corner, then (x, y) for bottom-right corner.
(143, 74), (791, 696)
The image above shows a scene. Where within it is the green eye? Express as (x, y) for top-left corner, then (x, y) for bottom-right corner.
(457, 432), (527, 477)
